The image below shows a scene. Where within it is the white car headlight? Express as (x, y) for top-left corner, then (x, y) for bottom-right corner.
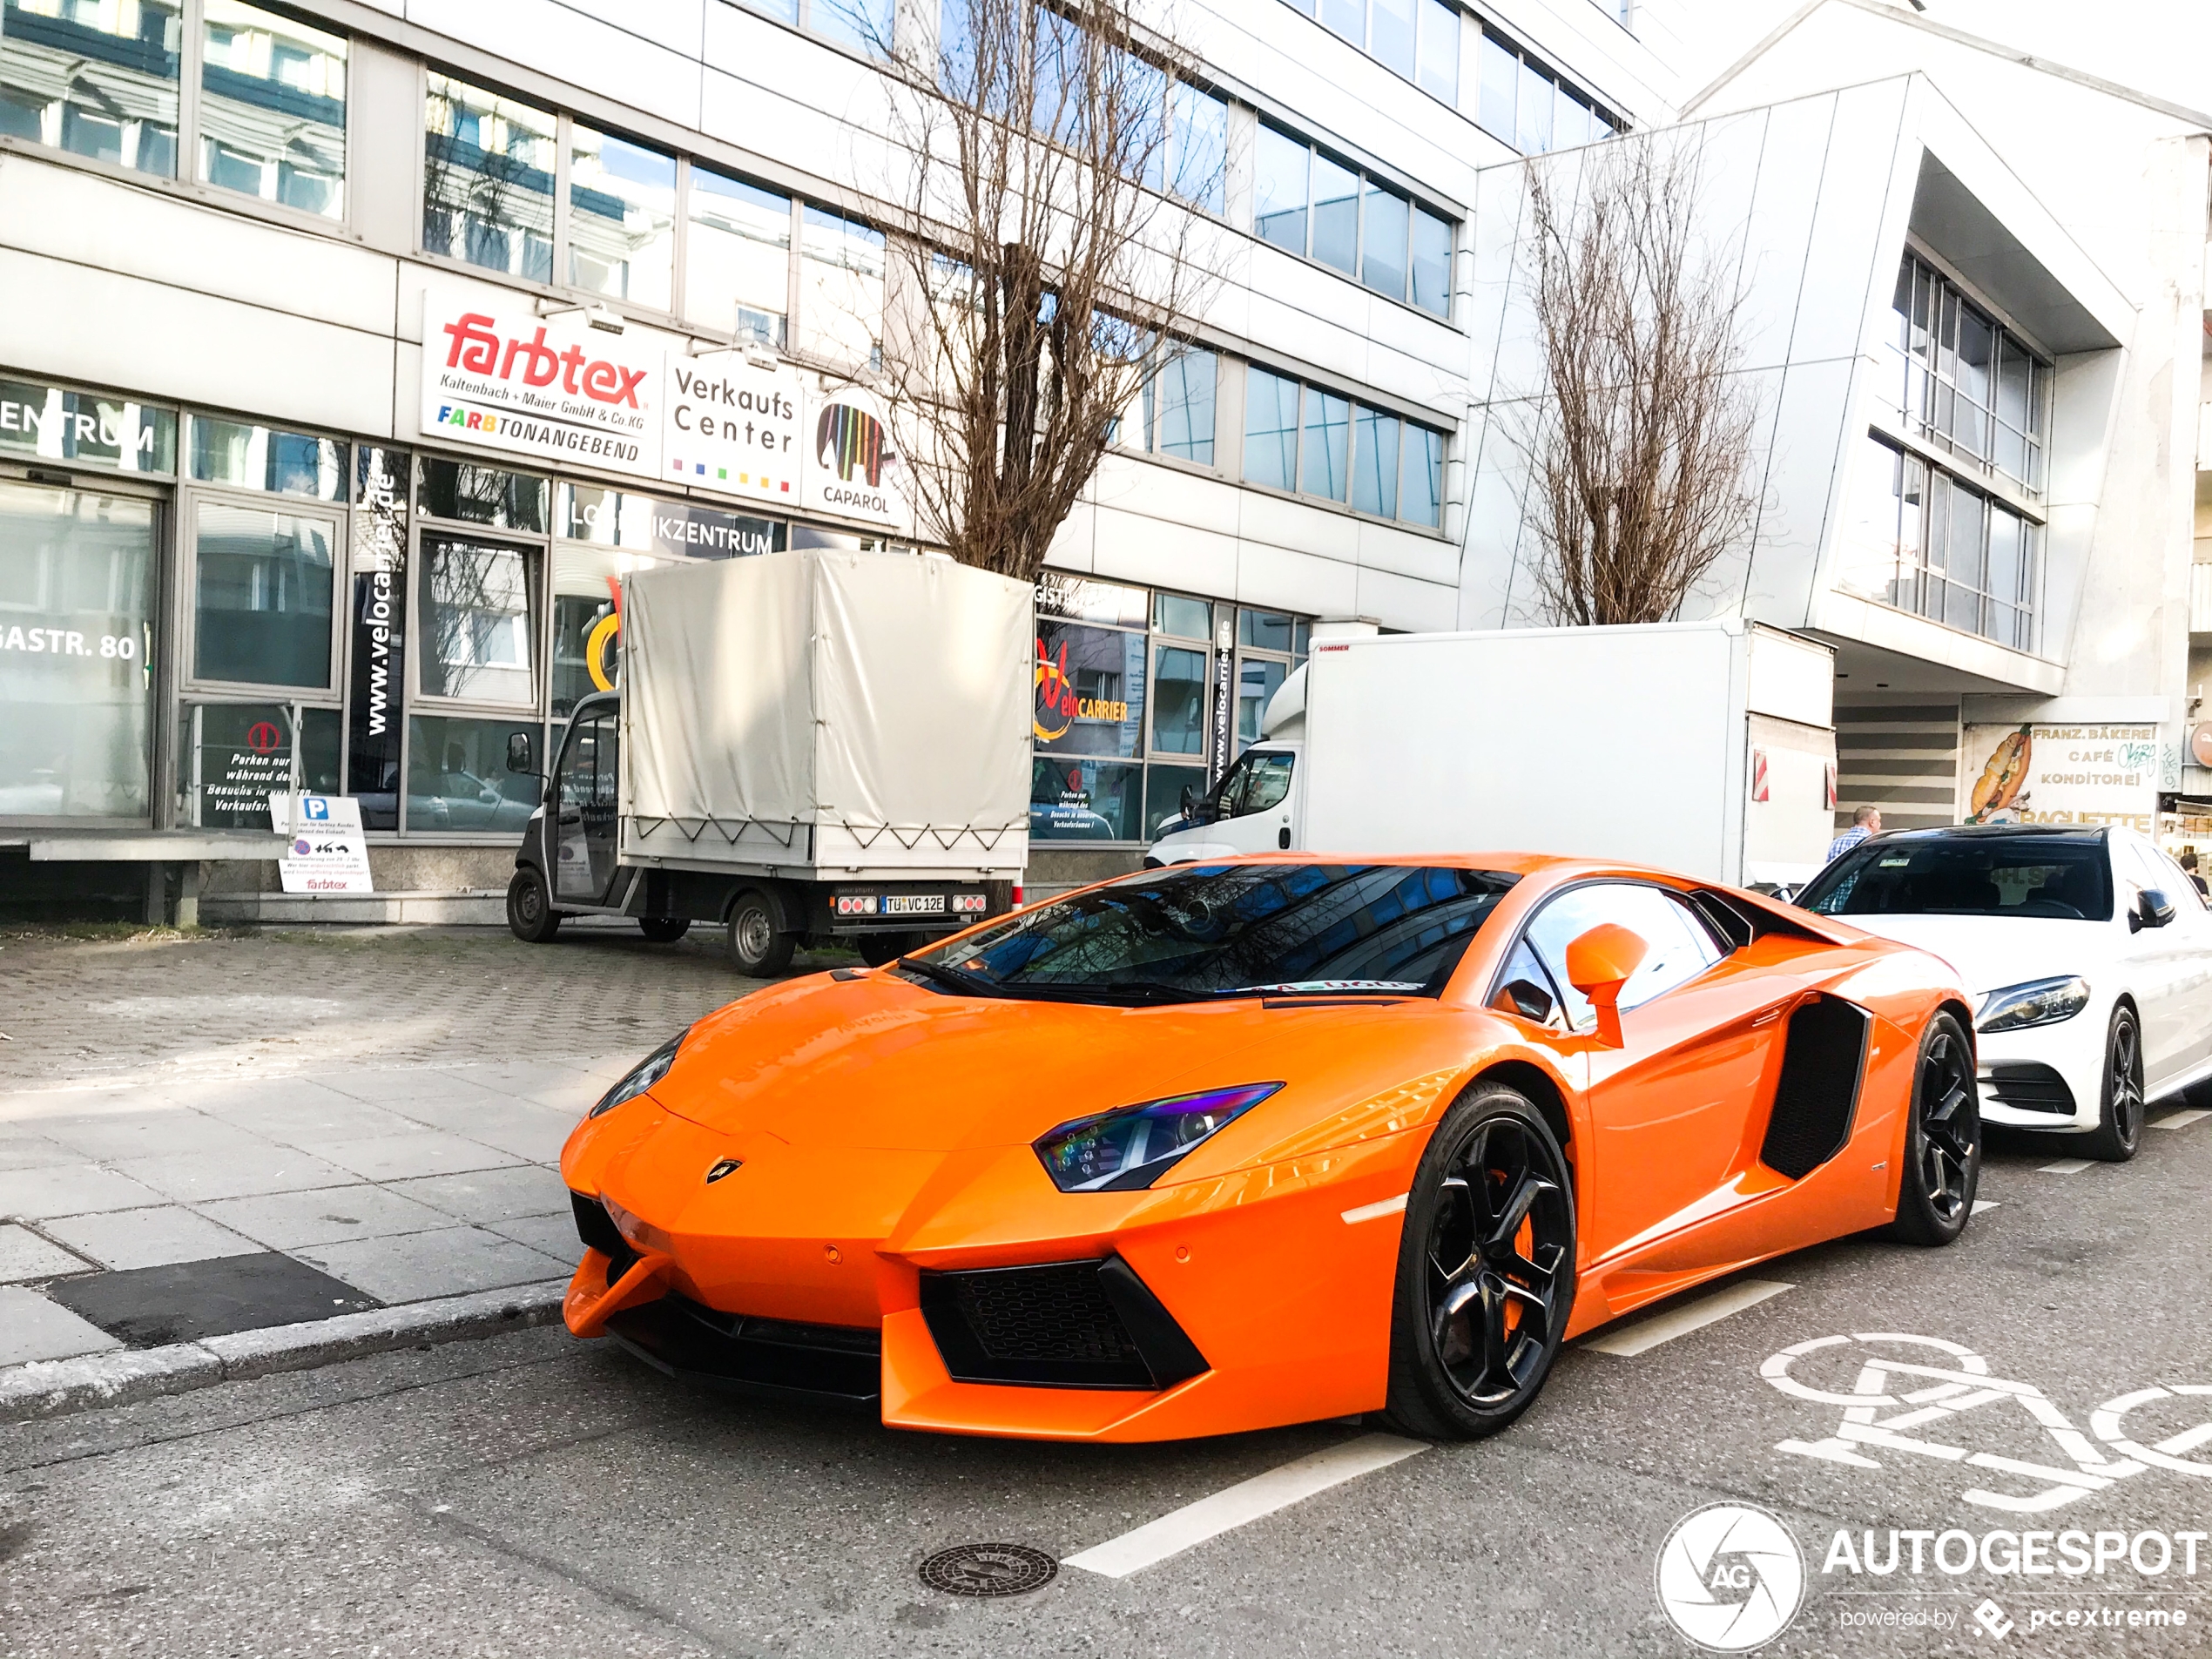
(1977, 975), (2090, 1034)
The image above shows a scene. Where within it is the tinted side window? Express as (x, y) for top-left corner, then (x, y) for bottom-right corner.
(1241, 753), (1294, 814)
(1490, 937), (1566, 1027)
(1524, 883), (1723, 1029)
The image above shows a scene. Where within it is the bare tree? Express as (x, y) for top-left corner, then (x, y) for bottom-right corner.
(1514, 138), (1761, 626)
(858, 0), (1224, 579)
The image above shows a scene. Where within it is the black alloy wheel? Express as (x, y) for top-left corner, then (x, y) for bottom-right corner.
(726, 889), (795, 978)
(1885, 1010), (1980, 1245)
(2082, 1003), (2143, 1163)
(506, 867), (561, 943)
(1385, 1085), (1576, 1440)
(637, 916), (690, 943)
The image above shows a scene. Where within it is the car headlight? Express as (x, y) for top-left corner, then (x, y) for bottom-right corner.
(587, 1028), (690, 1119)
(1977, 976), (2090, 1034)
(1033, 1082), (1283, 1192)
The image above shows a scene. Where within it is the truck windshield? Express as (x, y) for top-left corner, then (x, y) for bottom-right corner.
(1798, 833), (2113, 921)
(913, 862), (1518, 1004)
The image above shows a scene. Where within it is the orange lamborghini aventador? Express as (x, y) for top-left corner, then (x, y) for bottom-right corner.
(559, 854), (1981, 1442)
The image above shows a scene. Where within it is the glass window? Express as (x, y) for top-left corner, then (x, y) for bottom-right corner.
(1152, 592), (1212, 639)
(192, 501), (335, 688)
(1169, 82), (1227, 214)
(0, 381), (176, 475)
(0, 0), (179, 177)
(188, 418), (346, 502)
(0, 481), (155, 818)
(420, 536), (535, 705)
(550, 542), (644, 717)
(813, 0), (894, 57)
(1157, 347), (1215, 464)
(1404, 423), (1444, 527)
(1801, 833), (2113, 922)
(1369, 0), (1416, 78)
(183, 700), (339, 828)
(1037, 572), (1149, 626)
(416, 456), (548, 531)
(1150, 644), (1208, 756)
(1240, 750), (1294, 811)
(197, 2), (345, 218)
(799, 204), (884, 370)
(685, 165), (790, 346)
(1243, 367), (1300, 492)
(1030, 756), (1143, 842)
(1553, 91), (1591, 150)
(1239, 609), (1295, 651)
(1309, 151), (1359, 275)
(422, 72), (555, 282)
(1477, 31), (1516, 142)
(1515, 57), (1554, 153)
(1318, 0), (1363, 46)
(740, 0), (798, 23)
(406, 714), (541, 833)
(1523, 882), (1721, 1029)
(1416, 0), (1458, 102)
(1144, 765), (1206, 839)
(1410, 207), (1452, 318)
(1034, 620), (1144, 758)
(1352, 405), (1399, 518)
(1254, 124), (1308, 253)
(1299, 385), (1349, 502)
(1359, 181), (1408, 300)
(566, 125), (676, 311)
(1237, 657), (1288, 748)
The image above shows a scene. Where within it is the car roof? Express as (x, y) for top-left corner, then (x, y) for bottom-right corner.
(1872, 824), (2107, 842)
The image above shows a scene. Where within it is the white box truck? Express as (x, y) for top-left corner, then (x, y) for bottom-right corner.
(506, 549), (1031, 973)
(1147, 619), (1837, 891)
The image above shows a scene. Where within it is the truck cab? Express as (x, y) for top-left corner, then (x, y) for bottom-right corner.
(1147, 742), (1304, 865)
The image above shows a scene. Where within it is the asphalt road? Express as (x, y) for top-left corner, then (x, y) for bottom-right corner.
(4, 1104), (2210, 1658)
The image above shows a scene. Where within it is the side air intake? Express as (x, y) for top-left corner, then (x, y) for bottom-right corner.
(1758, 994), (1871, 1180)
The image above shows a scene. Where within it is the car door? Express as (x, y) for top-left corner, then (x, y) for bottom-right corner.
(1207, 750), (1297, 855)
(553, 711), (617, 904)
(1518, 881), (1804, 1265)
(2111, 834), (2193, 1089)
(2144, 842), (2212, 1075)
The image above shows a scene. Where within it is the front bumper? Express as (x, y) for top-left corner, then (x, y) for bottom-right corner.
(1976, 1010), (2105, 1133)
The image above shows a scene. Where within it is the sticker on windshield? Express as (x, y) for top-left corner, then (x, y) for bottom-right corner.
(1878, 857), (1912, 867)
(1244, 980), (1426, 993)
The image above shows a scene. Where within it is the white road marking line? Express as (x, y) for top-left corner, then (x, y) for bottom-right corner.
(2039, 1158), (2094, 1175)
(1583, 1279), (1794, 1357)
(2150, 1109), (2209, 1130)
(1971, 1199), (2000, 1214)
(1061, 1433), (1426, 1579)
(1339, 1193), (1407, 1225)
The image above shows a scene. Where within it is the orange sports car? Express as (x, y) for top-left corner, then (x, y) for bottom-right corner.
(558, 854), (1980, 1442)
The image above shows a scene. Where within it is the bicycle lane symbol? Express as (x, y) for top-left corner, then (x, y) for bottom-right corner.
(1760, 1334), (2212, 1514)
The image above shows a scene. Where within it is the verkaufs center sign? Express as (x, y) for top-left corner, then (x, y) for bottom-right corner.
(420, 287), (906, 531)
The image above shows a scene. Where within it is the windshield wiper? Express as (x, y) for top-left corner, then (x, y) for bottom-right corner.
(894, 955), (1014, 998)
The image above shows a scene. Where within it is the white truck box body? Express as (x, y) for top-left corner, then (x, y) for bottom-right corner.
(1158, 620), (1835, 887)
(618, 550), (1030, 880)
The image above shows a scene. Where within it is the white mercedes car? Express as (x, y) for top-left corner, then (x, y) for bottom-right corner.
(1796, 825), (2212, 1160)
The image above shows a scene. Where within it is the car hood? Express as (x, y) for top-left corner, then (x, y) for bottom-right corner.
(643, 971), (1444, 1153)
(1823, 914), (2114, 996)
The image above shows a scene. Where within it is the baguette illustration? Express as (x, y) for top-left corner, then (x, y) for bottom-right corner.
(1969, 726), (2033, 819)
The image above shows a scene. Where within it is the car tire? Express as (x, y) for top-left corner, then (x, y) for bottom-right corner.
(1383, 1083), (1577, 1442)
(637, 916), (690, 943)
(1885, 1010), (1981, 1245)
(506, 867), (562, 943)
(727, 890), (795, 978)
(2080, 1002), (2144, 1163)
(856, 932), (924, 968)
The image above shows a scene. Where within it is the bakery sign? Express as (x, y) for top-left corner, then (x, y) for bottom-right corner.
(1960, 723), (2160, 833)
(421, 288), (907, 531)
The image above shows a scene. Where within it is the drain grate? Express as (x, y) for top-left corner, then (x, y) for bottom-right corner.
(919, 1543), (1058, 1597)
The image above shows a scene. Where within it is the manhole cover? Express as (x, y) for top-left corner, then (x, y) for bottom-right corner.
(919, 1543), (1058, 1597)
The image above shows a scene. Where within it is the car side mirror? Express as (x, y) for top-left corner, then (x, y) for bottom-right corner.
(1180, 784), (1197, 815)
(1565, 924), (1649, 1049)
(2134, 889), (2176, 931)
(506, 732), (534, 774)
(1490, 978), (1556, 1024)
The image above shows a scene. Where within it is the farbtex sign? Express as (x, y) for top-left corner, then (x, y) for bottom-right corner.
(421, 288), (906, 532)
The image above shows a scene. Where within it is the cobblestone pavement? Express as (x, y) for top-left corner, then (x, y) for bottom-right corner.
(0, 925), (839, 1369)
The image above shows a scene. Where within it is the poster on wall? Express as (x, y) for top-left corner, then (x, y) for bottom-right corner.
(270, 793), (374, 894)
(1959, 723), (2160, 833)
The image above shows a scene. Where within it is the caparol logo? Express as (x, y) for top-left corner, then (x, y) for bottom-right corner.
(442, 313), (649, 409)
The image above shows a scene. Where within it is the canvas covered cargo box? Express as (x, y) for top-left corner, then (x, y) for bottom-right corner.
(619, 550), (1031, 879)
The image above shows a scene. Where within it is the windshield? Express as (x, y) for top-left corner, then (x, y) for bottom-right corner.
(917, 862), (1519, 1003)
(1798, 834), (2113, 921)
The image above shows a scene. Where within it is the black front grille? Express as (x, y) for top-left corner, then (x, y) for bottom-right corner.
(605, 1293), (882, 1403)
(570, 1190), (637, 1285)
(1759, 995), (1872, 1180)
(920, 1258), (1207, 1391)
(1984, 1062), (2075, 1116)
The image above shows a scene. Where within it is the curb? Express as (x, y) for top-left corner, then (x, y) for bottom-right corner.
(0, 1281), (567, 1425)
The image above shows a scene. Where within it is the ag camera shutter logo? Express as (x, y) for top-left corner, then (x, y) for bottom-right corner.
(1655, 1502), (1804, 1650)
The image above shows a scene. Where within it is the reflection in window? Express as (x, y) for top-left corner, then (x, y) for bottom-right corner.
(1404, 422), (1445, 528)
(1034, 621), (1145, 758)
(1361, 182), (1408, 300)
(1239, 610), (1294, 651)
(1238, 658), (1287, 748)
(799, 204), (884, 369)
(1299, 386), (1349, 502)
(0, 0), (180, 177)
(1151, 644), (1208, 755)
(1410, 206), (1453, 319)
(550, 543), (645, 717)
(1243, 368), (1299, 493)
(1157, 348), (1216, 464)
(1844, 435), (2040, 652)
(420, 537), (534, 705)
(406, 714), (541, 833)
(1309, 152), (1359, 275)
(192, 502), (334, 688)
(1476, 27), (1615, 155)
(1145, 765), (1206, 839)
(1370, 0), (1416, 80)
(1880, 253), (2047, 496)
(1153, 592), (1211, 639)
(813, 0), (894, 56)
(1030, 756), (1143, 841)
(0, 382), (176, 474)
(1166, 82), (1227, 213)
(1352, 404), (1399, 519)
(189, 417), (347, 501)
(569, 124), (676, 311)
(416, 457), (548, 531)
(198, 1), (345, 218)
(183, 701), (339, 827)
(422, 72), (555, 282)
(1253, 124), (1308, 253)
(1415, 0), (1458, 102)
(686, 165), (791, 347)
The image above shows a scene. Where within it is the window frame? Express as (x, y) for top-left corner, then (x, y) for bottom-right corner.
(1471, 22), (1621, 156)
(1248, 118), (1457, 321)
(176, 477), (347, 703)
(1241, 362), (1451, 532)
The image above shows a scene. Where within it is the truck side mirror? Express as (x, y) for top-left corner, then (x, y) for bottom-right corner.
(1180, 783), (1196, 815)
(1565, 924), (1648, 1049)
(506, 732), (534, 774)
